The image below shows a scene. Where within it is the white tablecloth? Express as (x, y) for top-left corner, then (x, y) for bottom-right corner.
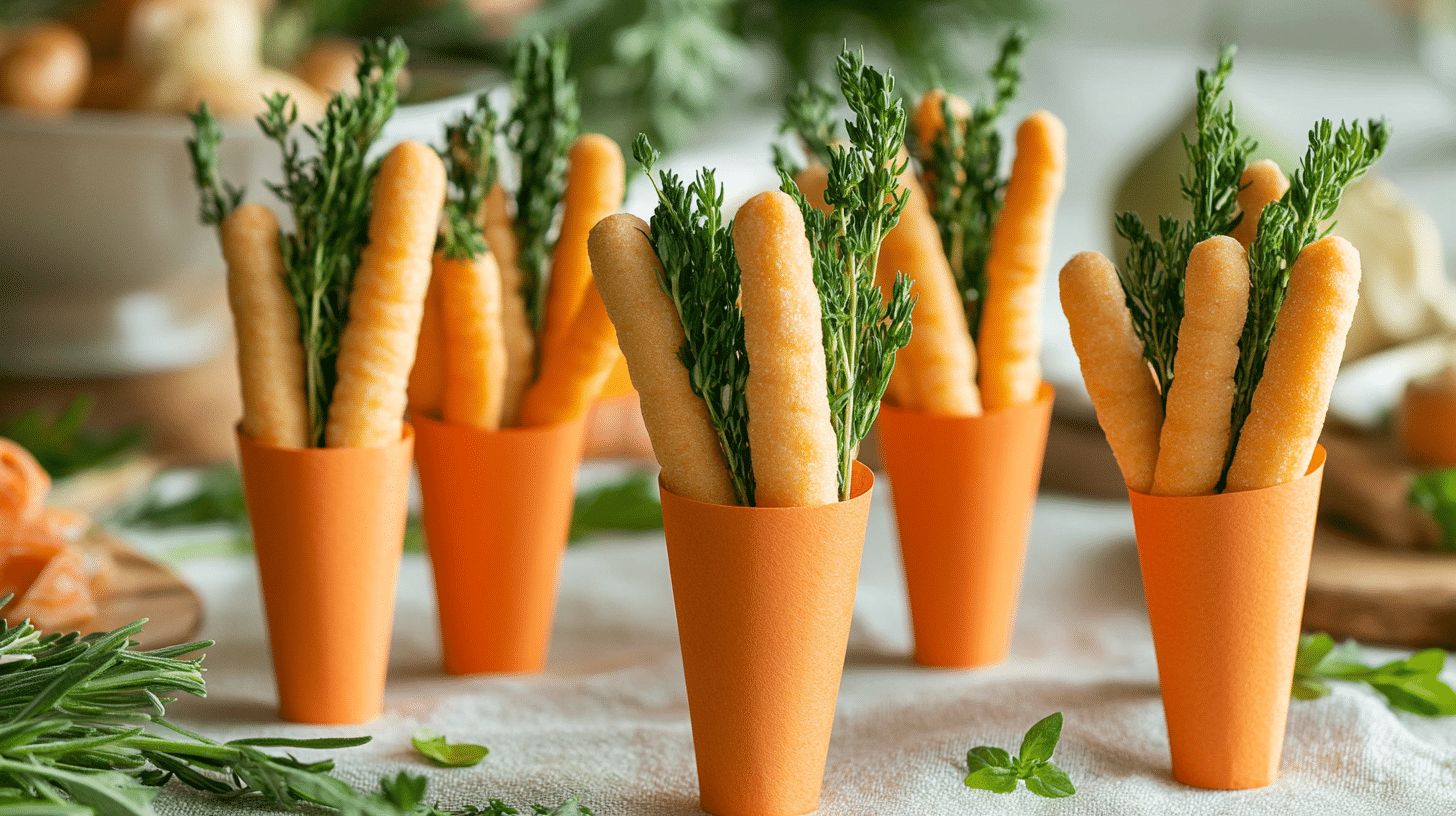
(140, 469), (1456, 816)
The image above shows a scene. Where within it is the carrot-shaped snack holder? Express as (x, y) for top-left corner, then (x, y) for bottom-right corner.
(878, 383), (1054, 668)
(660, 463), (874, 816)
(411, 411), (586, 675)
(236, 427), (414, 725)
(1129, 445), (1327, 790)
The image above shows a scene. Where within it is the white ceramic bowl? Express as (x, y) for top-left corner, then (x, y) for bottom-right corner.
(0, 89), (479, 376)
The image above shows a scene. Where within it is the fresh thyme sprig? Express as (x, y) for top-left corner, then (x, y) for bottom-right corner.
(920, 26), (1026, 339)
(1114, 45), (1252, 407)
(778, 80), (838, 171)
(1223, 116), (1389, 481)
(778, 46), (915, 500)
(185, 103), (244, 228)
(634, 135), (755, 506)
(439, 94), (501, 263)
(507, 33), (581, 336)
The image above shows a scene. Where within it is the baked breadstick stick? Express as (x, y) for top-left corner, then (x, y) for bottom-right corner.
(483, 182), (534, 426)
(588, 214), (736, 505)
(1229, 159), (1289, 250)
(1060, 251), (1163, 493)
(1226, 236), (1360, 491)
(1152, 236), (1249, 496)
(407, 272), (446, 418)
(875, 165), (981, 415)
(439, 250), (507, 431)
(326, 140), (446, 448)
(520, 279), (620, 426)
(221, 203), (309, 448)
(733, 190), (838, 507)
(978, 111), (1067, 411)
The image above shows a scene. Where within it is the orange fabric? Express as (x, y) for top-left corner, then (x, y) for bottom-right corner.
(879, 383), (1053, 667)
(659, 463), (873, 816)
(1128, 446), (1326, 790)
(236, 425), (414, 725)
(412, 411), (586, 675)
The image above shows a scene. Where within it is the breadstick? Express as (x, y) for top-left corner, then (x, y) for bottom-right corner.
(406, 271), (446, 418)
(978, 111), (1067, 411)
(539, 134), (625, 365)
(1151, 236), (1249, 496)
(438, 250), (507, 431)
(1059, 251), (1163, 493)
(483, 182), (535, 426)
(519, 279), (620, 427)
(325, 140), (446, 448)
(913, 87), (970, 162)
(1225, 236), (1360, 491)
(875, 164), (981, 415)
(220, 203), (309, 448)
(794, 164), (831, 214)
(733, 190), (838, 507)
(588, 214), (737, 505)
(1229, 159), (1288, 250)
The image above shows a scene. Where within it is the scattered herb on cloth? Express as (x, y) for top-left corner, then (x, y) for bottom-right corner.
(411, 729), (489, 768)
(963, 712), (1076, 798)
(1293, 632), (1456, 716)
(1408, 468), (1456, 551)
(569, 472), (662, 541)
(0, 396), (143, 480)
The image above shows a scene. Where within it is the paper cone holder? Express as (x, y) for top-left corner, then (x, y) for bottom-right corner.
(878, 383), (1054, 668)
(1129, 446), (1327, 790)
(236, 427), (414, 725)
(660, 463), (874, 816)
(411, 411), (586, 675)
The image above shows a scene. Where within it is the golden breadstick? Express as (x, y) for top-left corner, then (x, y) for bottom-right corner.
(406, 271), (446, 418)
(1230, 159), (1289, 250)
(520, 279), (620, 426)
(1059, 251), (1163, 493)
(1226, 236), (1360, 491)
(1152, 236), (1249, 496)
(221, 203), (309, 448)
(733, 190), (838, 507)
(438, 250), (507, 431)
(483, 182), (535, 426)
(588, 213), (737, 505)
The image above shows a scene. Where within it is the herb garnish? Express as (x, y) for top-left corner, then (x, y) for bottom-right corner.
(1293, 632), (1456, 716)
(439, 94), (500, 263)
(919, 26), (1026, 340)
(0, 396), (144, 480)
(777, 46), (916, 499)
(1409, 468), (1456, 551)
(635, 135), (755, 505)
(412, 728), (489, 768)
(569, 471), (663, 541)
(507, 34), (581, 336)
(963, 712), (1076, 798)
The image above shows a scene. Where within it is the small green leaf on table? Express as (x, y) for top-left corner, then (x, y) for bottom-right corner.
(412, 728), (490, 767)
(964, 712), (1076, 798)
(1293, 632), (1456, 716)
(568, 471), (663, 541)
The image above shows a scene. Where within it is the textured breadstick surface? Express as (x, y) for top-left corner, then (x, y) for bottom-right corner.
(1059, 251), (1163, 493)
(541, 133), (625, 364)
(1226, 236), (1360, 491)
(326, 140), (446, 448)
(440, 251), (507, 431)
(521, 280), (620, 426)
(734, 191), (838, 508)
(1230, 159), (1289, 250)
(407, 272), (447, 418)
(1152, 236), (1250, 496)
(483, 182), (535, 427)
(222, 203), (309, 449)
(589, 213), (737, 505)
(875, 166), (981, 415)
(978, 111), (1067, 411)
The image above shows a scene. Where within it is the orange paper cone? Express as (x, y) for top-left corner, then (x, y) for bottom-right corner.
(878, 383), (1054, 668)
(1129, 445), (1327, 790)
(411, 411), (586, 675)
(660, 463), (874, 816)
(236, 427), (414, 725)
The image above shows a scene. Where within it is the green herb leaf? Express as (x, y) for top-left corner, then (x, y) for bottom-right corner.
(1293, 633), (1456, 716)
(0, 396), (144, 480)
(568, 472), (662, 541)
(412, 728), (489, 767)
(117, 464), (248, 529)
(963, 712), (1074, 798)
(1409, 468), (1456, 551)
(439, 93), (500, 263)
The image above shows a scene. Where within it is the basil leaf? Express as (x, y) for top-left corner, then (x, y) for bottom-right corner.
(1294, 633), (1334, 675)
(1291, 677), (1331, 700)
(1025, 761), (1077, 798)
(412, 728), (489, 767)
(568, 472), (663, 541)
(1018, 712), (1063, 763)
(966, 745), (1012, 771)
(1368, 674), (1456, 717)
(964, 765), (1019, 794)
(1409, 468), (1456, 551)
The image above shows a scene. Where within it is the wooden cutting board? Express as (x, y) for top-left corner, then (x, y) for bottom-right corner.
(84, 530), (204, 650)
(1304, 525), (1456, 650)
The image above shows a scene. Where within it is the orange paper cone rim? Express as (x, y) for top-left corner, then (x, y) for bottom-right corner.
(660, 462), (874, 816)
(879, 383), (1053, 668)
(1128, 445), (1327, 790)
(411, 411), (586, 675)
(235, 427), (414, 725)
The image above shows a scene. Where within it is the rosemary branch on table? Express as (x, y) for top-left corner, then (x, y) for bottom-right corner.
(634, 135), (755, 506)
(777, 45), (916, 500)
(439, 94), (501, 263)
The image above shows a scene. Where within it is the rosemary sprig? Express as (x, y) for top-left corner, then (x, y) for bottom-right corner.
(1114, 45), (1252, 406)
(439, 94), (501, 262)
(920, 26), (1026, 339)
(1223, 116), (1389, 481)
(507, 33), (580, 336)
(778, 46), (916, 499)
(634, 135), (755, 505)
